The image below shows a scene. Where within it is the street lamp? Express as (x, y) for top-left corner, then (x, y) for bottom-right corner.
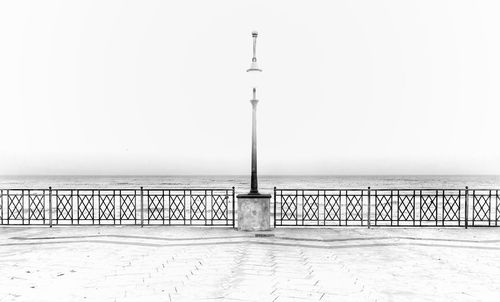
(247, 31), (262, 195)
(237, 31), (271, 231)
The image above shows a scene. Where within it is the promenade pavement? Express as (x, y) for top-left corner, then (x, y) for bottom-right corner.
(1, 226), (500, 301)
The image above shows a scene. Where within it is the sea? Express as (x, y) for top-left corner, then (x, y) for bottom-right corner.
(0, 175), (499, 195)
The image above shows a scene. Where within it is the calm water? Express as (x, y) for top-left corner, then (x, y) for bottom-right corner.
(0, 175), (499, 194)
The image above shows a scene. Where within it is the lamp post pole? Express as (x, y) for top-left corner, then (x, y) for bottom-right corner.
(250, 88), (259, 194)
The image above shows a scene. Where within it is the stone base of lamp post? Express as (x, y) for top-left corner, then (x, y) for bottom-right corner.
(237, 193), (271, 231)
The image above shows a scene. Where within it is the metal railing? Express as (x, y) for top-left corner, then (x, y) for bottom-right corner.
(0, 187), (236, 226)
(3, 186), (499, 228)
(274, 187), (500, 227)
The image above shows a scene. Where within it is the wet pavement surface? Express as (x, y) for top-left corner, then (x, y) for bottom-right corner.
(1, 227), (500, 301)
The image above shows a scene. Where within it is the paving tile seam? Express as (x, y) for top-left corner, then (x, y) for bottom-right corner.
(9, 234), (251, 241)
(273, 235), (500, 244)
(9, 234), (500, 244)
(3, 238), (500, 251)
(8, 234), (500, 246)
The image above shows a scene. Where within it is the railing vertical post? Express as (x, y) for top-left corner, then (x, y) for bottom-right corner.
(465, 186), (469, 229)
(6, 189), (9, 225)
(367, 187), (371, 229)
(204, 190), (208, 226)
(97, 190), (100, 225)
(295, 190), (299, 226)
(496, 189), (499, 227)
(390, 190), (393, 226)
(457, 189), (461, 226)
(113, 189), (116, 225)
(140, 187), (144, 227)
(437, 190), (440, 226)
(273, 187), (277, 228)
(489, 190), (492, 226)
(76, 189), (80, 225)
(317, 190), (320, 226)
(497, 190), (499, 227)
(48, 187), (52, 228)
(396, 190), (400, 226)
(183, 189), (187, 226)
(441, 190), (444, 226)
(413, 190), (416, 226)
(232, 186), (235, 228)
(25, 190), (29, 225)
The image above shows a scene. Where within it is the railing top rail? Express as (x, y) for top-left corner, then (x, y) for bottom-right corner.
(143, 188), (233, 191)
(0, 188), (50, 191)
(275, 188), (500, 191)
(0, 188), (235, 191)
(373, 188), (500, 191)
(276, 188), (367, 191)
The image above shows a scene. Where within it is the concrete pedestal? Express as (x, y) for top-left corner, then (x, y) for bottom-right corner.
(237, 194), (271, 231)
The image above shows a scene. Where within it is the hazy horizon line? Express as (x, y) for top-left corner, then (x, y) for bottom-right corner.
(1, 174), (499, 177)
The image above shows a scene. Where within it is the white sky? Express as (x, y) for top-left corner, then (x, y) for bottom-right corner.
(1, 0), (499, 175)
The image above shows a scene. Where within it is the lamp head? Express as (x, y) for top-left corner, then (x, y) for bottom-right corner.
(247, 30), (262, 72)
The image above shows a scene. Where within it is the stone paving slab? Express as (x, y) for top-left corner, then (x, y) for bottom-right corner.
(0, 227), (499, 301)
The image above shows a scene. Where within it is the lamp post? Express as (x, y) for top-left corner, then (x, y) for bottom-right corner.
(247, 30), (261, 195)
(237, 31), (271, 231)
(249, 87), (259, 195)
